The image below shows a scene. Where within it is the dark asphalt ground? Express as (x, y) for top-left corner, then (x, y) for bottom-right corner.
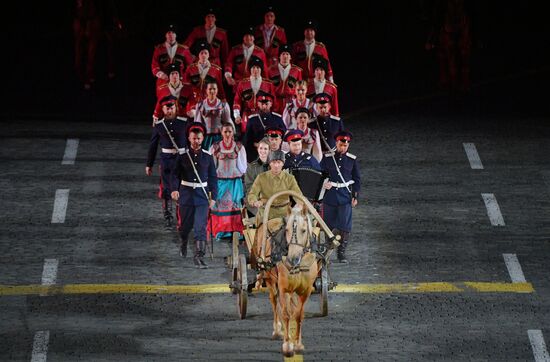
(1, 69), (549, 361)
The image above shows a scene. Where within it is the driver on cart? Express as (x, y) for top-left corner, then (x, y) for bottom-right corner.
(246, 150), (303, 263)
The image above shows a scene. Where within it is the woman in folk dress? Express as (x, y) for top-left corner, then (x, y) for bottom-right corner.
(194, 81), (232, 150)
(209, 122), (247, 239)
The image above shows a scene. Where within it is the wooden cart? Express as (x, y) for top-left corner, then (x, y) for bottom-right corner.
(228, 191), (340, 319)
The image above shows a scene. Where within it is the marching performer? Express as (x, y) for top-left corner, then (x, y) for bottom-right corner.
(146, 95), (189, 227)
(193, 81), (232, 150)
(170, 123), (217, 269)
(184, 7), (229, 66)
(268, 44), (303, 114)
(151, 24), (193, 89)
(254, 5), (288, 67)
(320, 131), (361, 263)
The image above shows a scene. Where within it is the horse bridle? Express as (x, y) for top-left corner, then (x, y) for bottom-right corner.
(286, 215), (313, 270)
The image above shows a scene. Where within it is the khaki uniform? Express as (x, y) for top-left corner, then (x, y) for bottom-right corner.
(247, 170), (302, 224)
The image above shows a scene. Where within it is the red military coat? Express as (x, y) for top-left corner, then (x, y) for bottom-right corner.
(267, 64), (303, 114)
(224, 45), (267, 83)
(151, 42), (193, 80)
(254, 24), (287, 67)
(183, 62), (226, 102)
(306, 80), (339, 116)
(183, 26), (229, 66)
(291, 41), (333, 80)
(232, 78), (276, 132)
(153, 81), (196, 119)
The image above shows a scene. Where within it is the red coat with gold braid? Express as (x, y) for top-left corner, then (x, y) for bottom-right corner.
(267, 64), (302, 114)
(224, 45), (267, 83)
(291, 41), (333, 80)
(151, 42), (193, 79)
(254, 24), (288, 67)
(306, 80), (339, 116)
(153, 81), (197, 119)
(183, 26), (229, 66)
(232, 78), (276, 132)
(183, 62), (226, 102)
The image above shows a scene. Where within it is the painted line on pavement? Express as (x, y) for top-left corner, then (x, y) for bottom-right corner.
(40, 259), (58, 297)
(284, 355), (304, 362)
(503, 254), (527, 283)
(31, 330), (49, 362)
(528, 330), (550, 362)
(0, 282), (534, 296)
(51, 189), (69, 224)
(481, 193), (505, 226)
(463, 143), (484, 169)
(61, 138), (79, 165)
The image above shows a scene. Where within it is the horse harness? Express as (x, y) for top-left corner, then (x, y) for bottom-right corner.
(282, 217), (314, 275)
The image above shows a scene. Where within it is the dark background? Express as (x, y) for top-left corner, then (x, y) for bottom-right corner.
(4, 0), (550, 122)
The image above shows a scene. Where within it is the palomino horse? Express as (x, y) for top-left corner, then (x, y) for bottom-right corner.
(251, 204), (317, 353)
(276, 205), (318, 357)
(251, 216), (285, 340)
(253, 191), (337, 356)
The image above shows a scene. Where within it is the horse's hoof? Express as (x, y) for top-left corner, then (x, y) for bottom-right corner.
(295, 343), (305, 354)
(282, 342), (294, 357)
(271, 332), (282, 340)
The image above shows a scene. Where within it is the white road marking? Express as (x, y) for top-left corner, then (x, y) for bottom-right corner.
(528, 330), (550, 362)
(41, 259), (58, 286)
(481, 193), (505, 226)
(31, 330), (49, 362)
(61, 138), (79, 165)
(463, 143), (484, 169)
(51, 189), (70, 224)
(502, 254), (527, 283)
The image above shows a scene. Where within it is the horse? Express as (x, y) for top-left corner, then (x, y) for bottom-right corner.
(276, 205), (318, 356)
(251, 214), (285, 340)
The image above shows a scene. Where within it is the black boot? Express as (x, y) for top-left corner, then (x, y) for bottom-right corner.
(179, 237), (188, 258)
(194, 240), (208, 269)
(337, 232), (349, 264)
(163, 199), (173, 227)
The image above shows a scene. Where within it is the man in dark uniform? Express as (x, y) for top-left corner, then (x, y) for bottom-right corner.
(308, 93), (344, 152)
(265, 126), (285, 152)
(146, 95), (189, 227)
(283, 129), (321, 171)
(320, 131), (361, 263)
(244, 92), (286, 162)
(170, 123), (217, 269)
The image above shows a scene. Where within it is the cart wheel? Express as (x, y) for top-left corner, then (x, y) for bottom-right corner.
(230, 233), (240, 294)
(320, 266), (329, 316)
(237, 254), (248, 319)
